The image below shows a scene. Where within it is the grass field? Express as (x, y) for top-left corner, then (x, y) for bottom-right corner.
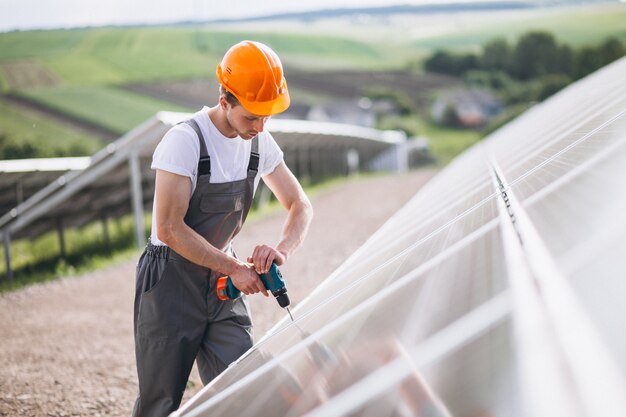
(422, 121), (483, 165)
(0, 27), (396, 90)
(0, 28), (215, 87)
(19, 85), (193, 134)
(194, 30), (396, 69)
(0, 98), (103, 157)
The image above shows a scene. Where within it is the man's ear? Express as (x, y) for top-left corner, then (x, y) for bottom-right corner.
(218, 95), (229, 111)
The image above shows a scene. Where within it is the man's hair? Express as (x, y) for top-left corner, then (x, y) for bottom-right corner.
(219, 85), (240, 107)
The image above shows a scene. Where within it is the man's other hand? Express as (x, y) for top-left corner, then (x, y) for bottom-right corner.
(248, 244), (286, 275)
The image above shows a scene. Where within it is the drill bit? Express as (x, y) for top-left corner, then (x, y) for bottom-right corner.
(286, 306), (295, 322)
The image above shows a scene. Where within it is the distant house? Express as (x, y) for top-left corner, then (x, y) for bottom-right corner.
(306, 98), (376, 127)
(431, 88), (502, 128)
(303, 97), (401, 127)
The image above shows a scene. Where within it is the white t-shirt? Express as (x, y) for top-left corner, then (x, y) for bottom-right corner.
(149, 106), (284, 245)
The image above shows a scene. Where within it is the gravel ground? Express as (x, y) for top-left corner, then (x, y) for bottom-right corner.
(0, 169), (434, 417)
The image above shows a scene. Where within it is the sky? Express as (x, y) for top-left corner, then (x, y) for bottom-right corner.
(0, 0), (491, 32)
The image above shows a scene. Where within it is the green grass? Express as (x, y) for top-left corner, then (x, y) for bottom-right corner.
(0, 27), (396, 90)
(0, 71), (7, 91)
(19, 85), (193, 134)
(46, 28), (217, 85)
(422, 121), (483, 165)
(0, 246), (140, 292)
(411, 4), (626, 52)
(0, 98), (103, 158)
(0, 29), (88, 60)
(0, 28), (215, 85)
(0, 214), (144, 292)
(193, 30), (392, 69)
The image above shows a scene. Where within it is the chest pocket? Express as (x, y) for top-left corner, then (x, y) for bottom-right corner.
(199, 192), (245, 213)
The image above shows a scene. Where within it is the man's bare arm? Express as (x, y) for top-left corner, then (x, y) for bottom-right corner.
(249, 162), (313, 274)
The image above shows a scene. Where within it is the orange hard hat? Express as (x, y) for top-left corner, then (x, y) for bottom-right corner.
(216, 41), (290, 116)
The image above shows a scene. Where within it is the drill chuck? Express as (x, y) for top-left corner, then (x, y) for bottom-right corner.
(272, 287), (290, 308)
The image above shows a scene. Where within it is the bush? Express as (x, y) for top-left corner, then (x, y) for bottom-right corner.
(483, 103), (533, 135)
(424, 50), (479, 76)
(464, 70), (514, 90)
(364, 86), (416, 116)
(376, 115), (421, 137)
(537, 74), (572, 101)
(575, 38), (624, 79)
(480, 38), (511, 72)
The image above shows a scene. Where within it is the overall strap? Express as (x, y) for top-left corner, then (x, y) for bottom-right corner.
(182, 118), (211, 177)
(248, 135), (259, 174)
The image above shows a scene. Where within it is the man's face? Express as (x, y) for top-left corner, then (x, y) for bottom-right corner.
(224, 100), (271, 140)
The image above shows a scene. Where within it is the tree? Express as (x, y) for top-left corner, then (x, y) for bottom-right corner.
(556, 45), (575, 77)
(424, 50), (479, 76)
(441, 104), (461, 128)
(364, 86), (415, 116)
(537, 74), (572, 101)
(599, 37), (625, 65)
(512, 31), (560, 80)
(424, 50), (455, 74)
(465, 70), (513, 90)
(481, 38), (511, 72)
(575, 46), (604, 79)
(575, 37), (625, 79)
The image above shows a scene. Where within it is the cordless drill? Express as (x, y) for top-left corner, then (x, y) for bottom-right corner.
(216, 262), (290, 308)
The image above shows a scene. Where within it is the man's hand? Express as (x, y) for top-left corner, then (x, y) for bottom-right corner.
(247, 244), (287, 275)
(229, 262), (269, 297)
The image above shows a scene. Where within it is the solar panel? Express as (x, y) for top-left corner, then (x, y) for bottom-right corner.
(173, 57), (626, 417)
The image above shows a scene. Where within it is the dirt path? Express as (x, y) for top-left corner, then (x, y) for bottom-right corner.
(0, 169), (434, 417)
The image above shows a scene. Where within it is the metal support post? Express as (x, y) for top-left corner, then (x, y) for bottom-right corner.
(101, 213), (110, 247)
(346, 148), (359, 177)
(2, 231), (13, 281)
(56, 218), (66, 258)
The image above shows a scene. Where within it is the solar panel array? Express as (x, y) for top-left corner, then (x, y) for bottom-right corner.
(0, 116), (404, 242)
(174, 57), (626, 417)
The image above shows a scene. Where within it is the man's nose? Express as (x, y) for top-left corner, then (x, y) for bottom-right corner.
(254, 118), (267, 132)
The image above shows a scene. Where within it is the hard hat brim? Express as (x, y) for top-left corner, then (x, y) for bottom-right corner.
(236, 85), (291, 116)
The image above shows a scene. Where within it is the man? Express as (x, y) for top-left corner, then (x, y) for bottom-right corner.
(132, 40), (313, 417)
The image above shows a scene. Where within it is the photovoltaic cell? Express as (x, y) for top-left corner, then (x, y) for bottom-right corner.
(173, 56), (626, 417)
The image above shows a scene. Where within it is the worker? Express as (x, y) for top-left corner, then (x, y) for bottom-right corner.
(132, 40), (313, 417)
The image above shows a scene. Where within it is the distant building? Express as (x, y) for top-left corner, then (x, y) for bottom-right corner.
(287, 97), (401, 127)
(431, 88), (502, 128)
(306, 98), (376, 127)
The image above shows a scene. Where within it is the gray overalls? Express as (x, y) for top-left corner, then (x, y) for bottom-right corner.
(132, 119), (258, 417)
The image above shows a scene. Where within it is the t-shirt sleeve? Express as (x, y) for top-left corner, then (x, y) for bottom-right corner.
(260, 131), (284, 177)
(151, 124), (199, 179)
